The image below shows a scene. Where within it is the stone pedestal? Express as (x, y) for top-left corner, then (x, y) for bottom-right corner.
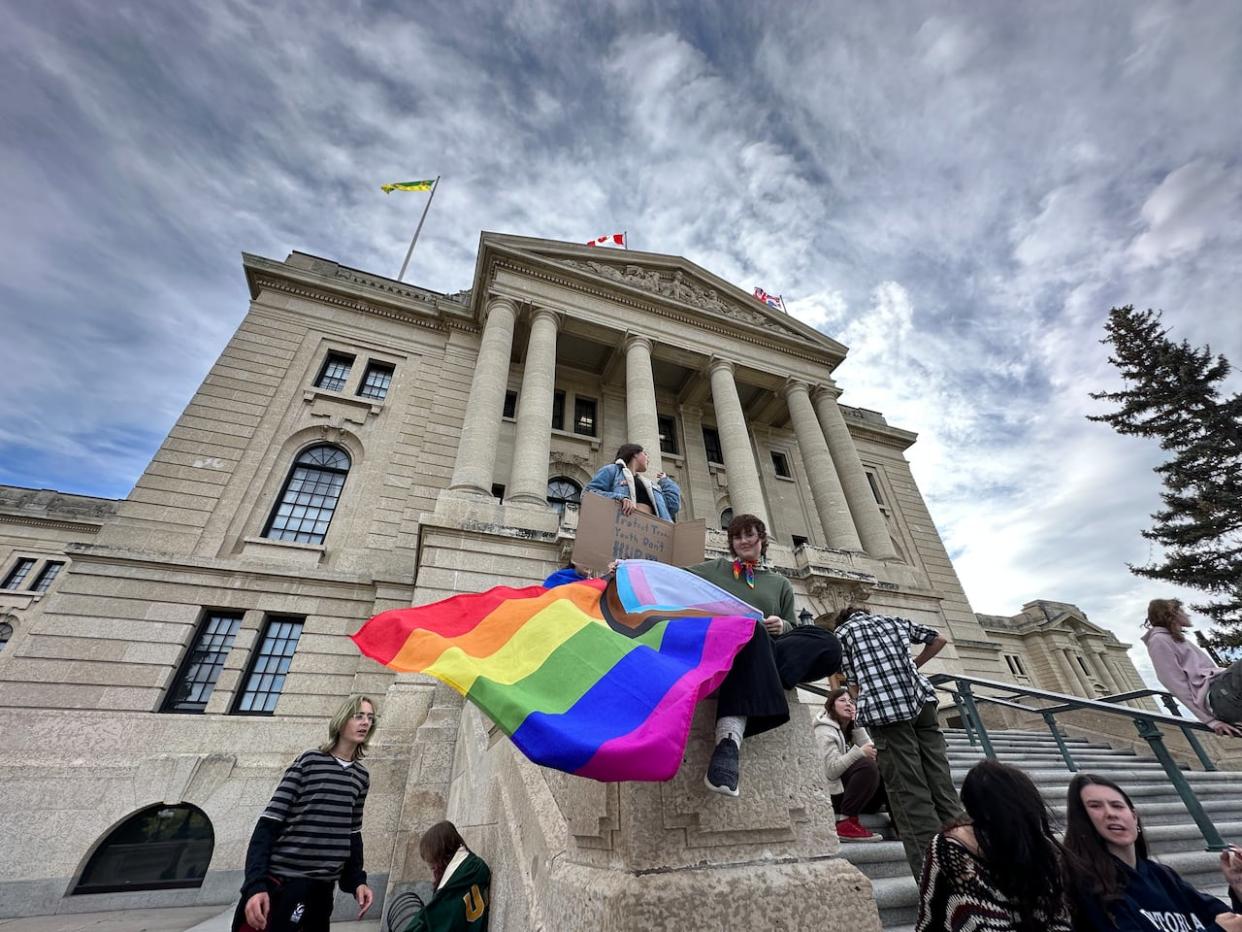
(441, 696), (882, 931)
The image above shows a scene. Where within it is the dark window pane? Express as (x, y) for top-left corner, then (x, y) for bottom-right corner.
(866, 472), (884, 505)
(74, 804), (213, 894)
(163, 612), (243, 713)
(357, 362), (394, 401)
(574, 397), (597, 436)
(703, 428), (724, 465)
(2, 558), (35, 590)
(720, 507), (734, 530)
(491, 484), (505, 500)
(314, 352), (354, 392)
(264, 445), (350, 545)
(657, 414), (679, 455)
(503, 391), (517, 419)
(551, 390), (565, 431)
(0, 622), (12, 652)
(792, 535), (808, 549)
(31, 561), (65, 592)
(233, 617), (304, 715)
(546, 476), (582, 516)
(771, 451), (791, 478)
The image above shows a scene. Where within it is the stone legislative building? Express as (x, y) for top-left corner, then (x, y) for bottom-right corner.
(0, 233), (1148, 928)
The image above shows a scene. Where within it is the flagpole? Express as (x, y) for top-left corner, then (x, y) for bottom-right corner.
(397, 176), (440, 282)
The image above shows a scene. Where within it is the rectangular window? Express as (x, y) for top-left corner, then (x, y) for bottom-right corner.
(657, 414), (679, 455)
(551, 390), (565, 431)
(503, 390), (518, 419)
(30, 561), (65, 592)
(2, 558), (35, 590)
(574, 396), (597, 436)
(163, 611), (243, 713)
(703, 427), (724, 465)
(866, 472), (884, 505)
(357, 362), (394, 401)
(1004, 653), (1027, 677)
(792, 534), (809, 549)
(771, 451), (792, 478)
(314, 352), (354, 392)
(491, 484), (506, 500)
(233, 616), (304, 714)
(1076, 655), (1092, 676)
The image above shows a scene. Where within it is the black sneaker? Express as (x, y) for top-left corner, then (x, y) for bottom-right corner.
(704, 737), (740, 797)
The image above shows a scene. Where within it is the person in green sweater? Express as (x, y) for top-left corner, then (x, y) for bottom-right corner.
(687, 513), (842, 798)
(402, 821), (490, 932)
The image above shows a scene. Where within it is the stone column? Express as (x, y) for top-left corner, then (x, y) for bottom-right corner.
(811, 386), (897, 559)
(1090, 647), (1123, 695)
(506, 308), (561, 506)
(1060, 647), (1093, 697)
(449, 296), (518, 496)
(625, 333), (663, 475)
(783, 380), (862, 550)
(707, 358), (768, 525)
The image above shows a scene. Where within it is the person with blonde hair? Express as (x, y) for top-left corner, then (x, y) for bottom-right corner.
(1142, 598), (1242, 737)
(233, 695), (378, 932)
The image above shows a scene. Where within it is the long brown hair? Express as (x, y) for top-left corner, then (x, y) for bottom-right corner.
(1063, 774), (1149, 920)
(419, 820), (468, 888)
(1145, 599), (1186, 642)
(824, 687), (856, 742)
(957, 761), (1066, 932)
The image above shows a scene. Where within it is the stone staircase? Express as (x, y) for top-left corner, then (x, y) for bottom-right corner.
(837, 727), (1242, 930)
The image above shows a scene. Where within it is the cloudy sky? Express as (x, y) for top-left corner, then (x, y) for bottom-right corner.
(3, 1), (1240, 684)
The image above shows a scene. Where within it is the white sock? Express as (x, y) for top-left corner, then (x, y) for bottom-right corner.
(715, 716), (746, 748)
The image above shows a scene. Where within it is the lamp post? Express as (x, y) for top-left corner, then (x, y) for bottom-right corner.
(797, 608), (814, 627)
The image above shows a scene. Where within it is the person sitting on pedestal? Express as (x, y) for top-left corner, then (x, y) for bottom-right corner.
(402, 821), (491, 932)
(584, 443), (680, 520)
(686, 513), (843, 798)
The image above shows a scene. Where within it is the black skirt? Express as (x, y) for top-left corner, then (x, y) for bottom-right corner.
(715, 624), (843, 737)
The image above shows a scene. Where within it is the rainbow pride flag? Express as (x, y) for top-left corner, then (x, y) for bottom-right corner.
(351, 561), (761, 782)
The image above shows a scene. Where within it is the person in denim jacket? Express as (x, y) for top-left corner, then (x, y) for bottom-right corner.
(584, 443), (680, 521)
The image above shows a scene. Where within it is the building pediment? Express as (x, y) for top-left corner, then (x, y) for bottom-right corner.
(471, 233), (847, 366)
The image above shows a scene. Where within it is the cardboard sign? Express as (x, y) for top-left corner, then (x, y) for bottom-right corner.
(573, 492), (707, 572)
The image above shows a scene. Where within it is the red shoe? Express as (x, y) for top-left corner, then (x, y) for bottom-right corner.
(836, 816), (882, 842)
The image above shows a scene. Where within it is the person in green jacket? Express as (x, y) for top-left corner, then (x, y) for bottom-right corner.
(403, 822), (490, 932)
(687, 513), (843, 798)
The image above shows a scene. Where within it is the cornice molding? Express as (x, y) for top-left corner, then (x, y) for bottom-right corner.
(251, 276), (480, 334)
(489, 255), (835, 367)
(0, 514), (103, 534)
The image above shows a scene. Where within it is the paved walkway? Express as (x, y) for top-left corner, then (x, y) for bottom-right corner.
(0, 907), (381, 932)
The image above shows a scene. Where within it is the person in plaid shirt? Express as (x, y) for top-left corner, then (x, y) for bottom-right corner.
(834, 606), (960, 879)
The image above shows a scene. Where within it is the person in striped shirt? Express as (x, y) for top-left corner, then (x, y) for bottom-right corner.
(233, 695), (377, 932)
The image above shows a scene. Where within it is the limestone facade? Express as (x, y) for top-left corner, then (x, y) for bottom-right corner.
(0, 233), (1151, 927)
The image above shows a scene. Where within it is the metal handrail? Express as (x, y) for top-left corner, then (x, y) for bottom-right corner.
(929, 673), (1226, 850)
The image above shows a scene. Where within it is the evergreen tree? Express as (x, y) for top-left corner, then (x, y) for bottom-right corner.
(1089, 306), (1242, 647)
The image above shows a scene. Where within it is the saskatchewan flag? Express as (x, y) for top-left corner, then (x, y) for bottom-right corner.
(381, 179), (436, 194)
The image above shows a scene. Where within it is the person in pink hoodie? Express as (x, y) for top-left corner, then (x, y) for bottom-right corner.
(1142, 598), (1242, 738)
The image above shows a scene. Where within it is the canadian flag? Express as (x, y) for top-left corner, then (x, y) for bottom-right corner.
(586, 232), (626, 248)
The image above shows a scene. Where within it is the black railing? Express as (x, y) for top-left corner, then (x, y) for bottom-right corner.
(928, 674), (1227, 851)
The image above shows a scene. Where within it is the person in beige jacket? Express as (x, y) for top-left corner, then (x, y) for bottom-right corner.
(814, 687), (886, 842)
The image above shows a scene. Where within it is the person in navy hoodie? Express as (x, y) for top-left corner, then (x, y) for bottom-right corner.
(1063, 773), (1242, 931)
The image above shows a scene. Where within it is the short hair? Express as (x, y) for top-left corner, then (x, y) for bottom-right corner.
(1145, 598), (1185, 642)
(319, 695), (378, 761)
(726, 513), (768, 557)
(419, 820), (467, 887)
(614, 443), (644, 465)
(831, 605), (868, 630)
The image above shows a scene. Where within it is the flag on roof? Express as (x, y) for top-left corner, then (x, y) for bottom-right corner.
(351, 560), (760, 782)
(753, 287), (786, 312)
(587, 232), (627, 248)
(381, 179), (436, 193)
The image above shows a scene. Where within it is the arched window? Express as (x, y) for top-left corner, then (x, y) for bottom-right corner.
(720, 507), (734, 530)
(263, 445), (351, 545)
(74, 804), (213, 894)
(0, 620), (12, 652)
(546, 477), (582, 516)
